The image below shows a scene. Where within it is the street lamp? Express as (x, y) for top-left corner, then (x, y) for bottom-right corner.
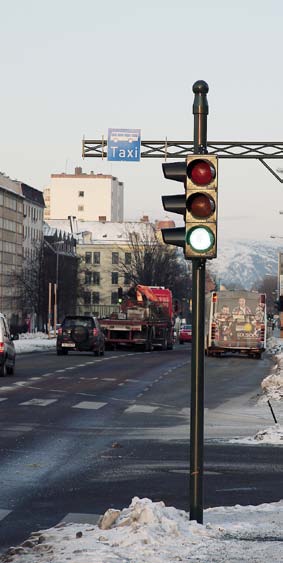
(53, 241), (65, 334)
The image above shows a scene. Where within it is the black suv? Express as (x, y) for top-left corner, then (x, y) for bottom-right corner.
(56, 315), (105, 356)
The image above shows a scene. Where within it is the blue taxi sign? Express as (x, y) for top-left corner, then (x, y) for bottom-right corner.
(107, 128), (141, 162)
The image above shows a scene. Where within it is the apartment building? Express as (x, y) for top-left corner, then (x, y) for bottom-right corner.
(0, 174), (24, 325)
(44, 167), (124, 222)
(22, 183), (45, 261)
(46, 217), (155, 316)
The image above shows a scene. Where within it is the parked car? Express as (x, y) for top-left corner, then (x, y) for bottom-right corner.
(179, 324), (192, 344)
(56, 315), (105, 356)
(0, 313), (16, 376)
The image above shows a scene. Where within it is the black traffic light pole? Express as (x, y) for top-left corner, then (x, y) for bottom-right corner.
(189, 80), (209, 523)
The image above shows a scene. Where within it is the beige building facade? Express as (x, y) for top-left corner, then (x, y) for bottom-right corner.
(44, 167), (124, 222)
(45, 218), (155, 316)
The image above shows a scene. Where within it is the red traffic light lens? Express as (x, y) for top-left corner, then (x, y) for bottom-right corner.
(187, 193), (215, 219)
(188, 159), (216, 186)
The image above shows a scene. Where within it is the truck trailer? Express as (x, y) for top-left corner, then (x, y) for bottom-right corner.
(205, 290), (267, 359)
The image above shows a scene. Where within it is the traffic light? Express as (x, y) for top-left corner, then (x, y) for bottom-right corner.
(185, 155), (218, 259)
(161, 161), (187, 248)
(161, 156), (218, 259)
(118, 287), (123, 304)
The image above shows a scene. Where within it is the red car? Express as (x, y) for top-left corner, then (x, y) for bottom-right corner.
(179, 324), (192, 344)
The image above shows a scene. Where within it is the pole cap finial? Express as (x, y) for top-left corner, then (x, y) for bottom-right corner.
(193, 80), (209, 94)
(193, 80), (209, 115)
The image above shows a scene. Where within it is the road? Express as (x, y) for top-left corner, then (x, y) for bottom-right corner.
(0, 344), (281, 552)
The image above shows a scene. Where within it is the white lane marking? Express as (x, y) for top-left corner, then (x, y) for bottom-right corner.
(124, 404), (158, 414)
(0, 397), (8, 402)
(30, 377), (41, 381)
(73, 401), (107, 410)
(42, 373), (53, 376)
(0, 508), (11, 521)
(125, 379), (138, 383)
(19, 398), (58, 407)
(102, 378), (116, 381)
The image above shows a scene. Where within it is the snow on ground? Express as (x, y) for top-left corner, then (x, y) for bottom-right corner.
(2, 497), (283, 563)
(2, 332), (282, 563)
(14, 332), (56, 354)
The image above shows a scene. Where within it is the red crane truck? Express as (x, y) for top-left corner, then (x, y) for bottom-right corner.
(100, 285), (174, 352)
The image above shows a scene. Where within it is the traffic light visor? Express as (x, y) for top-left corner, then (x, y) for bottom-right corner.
(186, 226), (215, 253)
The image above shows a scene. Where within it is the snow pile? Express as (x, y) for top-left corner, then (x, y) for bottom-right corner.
(14, 333), (56, 354)
(2, 497), (283, 563)
(260, 346), (283, 401)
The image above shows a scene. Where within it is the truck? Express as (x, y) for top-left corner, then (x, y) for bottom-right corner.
(205, 290), (267, 359)
(99, 285), (174, 352)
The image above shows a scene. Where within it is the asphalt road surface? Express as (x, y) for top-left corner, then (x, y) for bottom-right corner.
(0, 344), (281, 553)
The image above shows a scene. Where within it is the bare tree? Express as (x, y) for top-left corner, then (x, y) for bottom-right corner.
(118, 225), (191, 300)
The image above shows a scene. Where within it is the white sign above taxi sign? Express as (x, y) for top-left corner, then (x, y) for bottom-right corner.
(107, 128), (141, 162)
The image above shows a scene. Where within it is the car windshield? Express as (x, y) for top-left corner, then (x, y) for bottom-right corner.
(63, 317), (93, 329)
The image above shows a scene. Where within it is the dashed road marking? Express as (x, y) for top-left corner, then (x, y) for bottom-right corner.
(102, 378), (116, 381)
(124, 404), (158, 414)
(73, 401), (107, 410)
(19, 398), (58, 407)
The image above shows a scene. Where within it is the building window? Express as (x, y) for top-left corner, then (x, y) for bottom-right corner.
(85, 252), (92, 264)
(84, 292), (91, 305)
(111, 292), (118, 305)
(112, 252), (119, 264)
(85, 271), (92, 284)
(93, 272), (100, 285)
(99, 216), (106, 222)
(78, 191), (84, 197)
(125, 252), (131, 264)
(92, 292), (100, 304)
(93, 252), (100, 264)
(78, 205), (84, 212)
(112, 272), (118, 284)
(124, 273), (131, 285)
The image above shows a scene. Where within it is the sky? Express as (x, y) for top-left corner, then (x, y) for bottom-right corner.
(1, 1), (283, 242)
(2, 332), (282, 561)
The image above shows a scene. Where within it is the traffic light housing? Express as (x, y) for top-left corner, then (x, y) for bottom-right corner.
(185, 155), (218, 259)
(161, 156), (218, 259)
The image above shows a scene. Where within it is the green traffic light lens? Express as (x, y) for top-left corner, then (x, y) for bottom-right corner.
(186, 226), (215, 252)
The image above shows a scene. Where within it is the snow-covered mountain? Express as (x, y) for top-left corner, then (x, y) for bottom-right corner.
(207, 238), (281, 290)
